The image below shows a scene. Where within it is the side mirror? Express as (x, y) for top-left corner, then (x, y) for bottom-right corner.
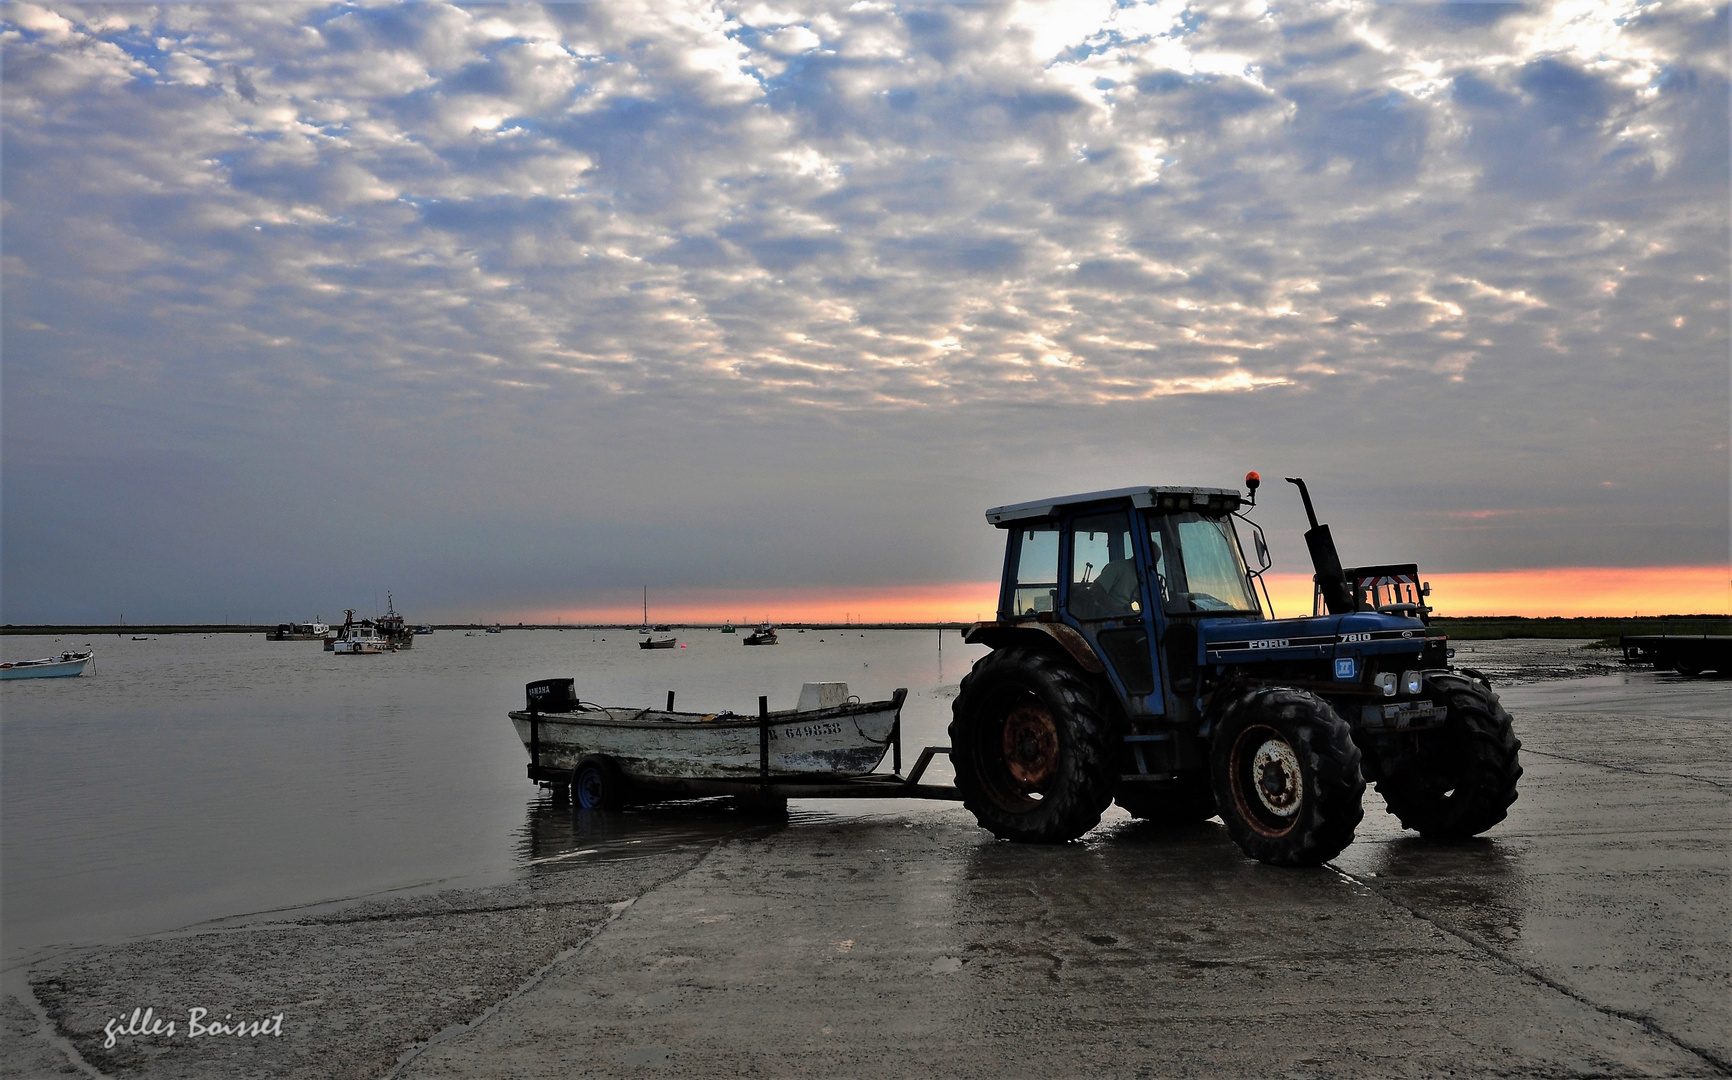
(1253, 527), (1272, 571)
(1421, 581), (1431, 597)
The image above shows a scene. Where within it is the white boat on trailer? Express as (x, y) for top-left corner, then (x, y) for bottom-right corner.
(1, 651), (94, 679)
(512, 680), (960, 809)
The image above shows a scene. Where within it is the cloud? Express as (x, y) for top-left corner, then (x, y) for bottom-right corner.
(2, 0), (1726, 621)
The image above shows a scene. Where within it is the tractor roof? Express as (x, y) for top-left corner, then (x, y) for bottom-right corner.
(985, 485), (1242, 526)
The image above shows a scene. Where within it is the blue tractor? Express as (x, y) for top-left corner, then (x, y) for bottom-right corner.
(951, 474), (1521, 865)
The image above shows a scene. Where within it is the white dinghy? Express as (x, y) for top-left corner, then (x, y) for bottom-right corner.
(1, 651), (94, 680)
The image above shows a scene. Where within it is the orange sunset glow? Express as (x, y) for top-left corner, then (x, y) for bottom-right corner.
(521, 565), (1729, 625)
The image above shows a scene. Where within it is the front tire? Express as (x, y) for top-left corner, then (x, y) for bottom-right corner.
(949, 647), (1115, 843)
(1377, 673), (1521, 839)
(1210, 688), (1364, 866)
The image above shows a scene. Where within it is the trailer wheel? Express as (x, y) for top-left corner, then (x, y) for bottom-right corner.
(1377, 674), (1521, 839)
(1116, 776), (1217, 826)
(1210, 688), (1364, 866)
(573, 755), (627, 811)
(949, 647), (1115, 843)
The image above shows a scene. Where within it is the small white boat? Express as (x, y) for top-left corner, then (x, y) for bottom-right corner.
(330, 610), (388, 654)
(511, 682), (905, 783)
(1, 651), (94, 680)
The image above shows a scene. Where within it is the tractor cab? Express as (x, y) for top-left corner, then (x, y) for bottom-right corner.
(980, 485), (1264, 722)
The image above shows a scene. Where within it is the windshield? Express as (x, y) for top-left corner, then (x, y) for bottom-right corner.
(1145, 512), (1260, 614)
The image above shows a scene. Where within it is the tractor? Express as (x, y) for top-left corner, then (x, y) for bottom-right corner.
(950, 474), (1522, 866)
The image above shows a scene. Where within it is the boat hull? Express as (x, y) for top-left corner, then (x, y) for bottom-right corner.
(332, 640), (385, 654)
(510, 697), (902, 781)
(0, 654), (92, 680)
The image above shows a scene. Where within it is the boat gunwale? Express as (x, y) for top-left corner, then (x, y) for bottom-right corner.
(508, 697), (899, 733)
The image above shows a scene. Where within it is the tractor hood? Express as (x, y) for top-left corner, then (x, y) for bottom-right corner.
(1195, 611), (1429, 669)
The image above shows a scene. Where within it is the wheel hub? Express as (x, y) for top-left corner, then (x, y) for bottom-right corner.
(1001, 702), (1059, 789)
(577, 769), (604, 809)
(1250, 738), (1302, 818)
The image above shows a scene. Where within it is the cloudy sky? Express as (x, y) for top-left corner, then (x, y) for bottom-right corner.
(3, 0), (1727, 624)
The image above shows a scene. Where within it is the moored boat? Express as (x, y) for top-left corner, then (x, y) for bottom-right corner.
(743, 623), (778, 645)
(267, 621), (329, 641)
(510, 681), (905, 784)
(720, 623), (736, 634)
(374, 594), (414, 650)
(1, 651), (94, 679)
(639, 636), (678, 650)
(331, 610), (389, 654)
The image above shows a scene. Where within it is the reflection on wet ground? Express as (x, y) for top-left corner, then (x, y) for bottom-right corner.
(516, 793), (837, 869)
(1347, 835), (1527, 949)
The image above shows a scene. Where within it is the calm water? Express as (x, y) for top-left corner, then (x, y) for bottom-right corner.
(1, 628), (988, 966)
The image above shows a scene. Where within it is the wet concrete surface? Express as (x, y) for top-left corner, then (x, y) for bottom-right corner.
(3, 671), (1726, 1078)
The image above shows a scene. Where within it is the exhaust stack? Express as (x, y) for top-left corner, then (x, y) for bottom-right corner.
(1285, 477), (1354, 616)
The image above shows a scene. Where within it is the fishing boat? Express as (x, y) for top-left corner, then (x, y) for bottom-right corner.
(266, 621), (329, 642)
(374, 594), (414, 650)
(743, 623), (778, 646)
(0, 651), (94, 680)
(639, 636), (678, 650)
(510, 681), (906, 786)
(331, 610), (389, 654)
(720, 623), (736, 634)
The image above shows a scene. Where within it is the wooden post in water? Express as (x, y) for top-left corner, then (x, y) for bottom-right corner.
(666, 690), (675, 712)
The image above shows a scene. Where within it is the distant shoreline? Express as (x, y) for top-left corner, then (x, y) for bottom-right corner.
(5, 615), (1727, 639)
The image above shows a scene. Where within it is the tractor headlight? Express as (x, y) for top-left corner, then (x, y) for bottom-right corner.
(1374, 672), (1397, 697)
(1402, 670), (1423, 696)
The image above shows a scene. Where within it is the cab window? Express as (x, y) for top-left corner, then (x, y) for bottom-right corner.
(1067, 512), (1141, 620)
(1008, 524), (1059, 617)
(1146, 511), (1260, 614)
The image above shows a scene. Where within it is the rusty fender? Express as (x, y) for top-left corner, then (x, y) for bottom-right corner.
(962, 620), (1104, 674)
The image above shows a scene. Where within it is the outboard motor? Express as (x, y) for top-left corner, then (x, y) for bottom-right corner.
(1285, 477), (1355, 616)
(525, 678), (578, 714)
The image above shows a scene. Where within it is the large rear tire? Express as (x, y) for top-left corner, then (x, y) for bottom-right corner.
(949, 647), (1115, 843)
(1210, 688), (1364, 866)
(1116, 775), (1217, 825)
(1377, 673), (1521, 838)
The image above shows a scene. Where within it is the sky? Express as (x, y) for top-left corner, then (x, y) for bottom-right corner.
(3, 0), (1727, 625)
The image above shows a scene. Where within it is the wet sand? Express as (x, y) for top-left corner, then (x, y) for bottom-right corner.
(3, 670), (1726, 1078)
